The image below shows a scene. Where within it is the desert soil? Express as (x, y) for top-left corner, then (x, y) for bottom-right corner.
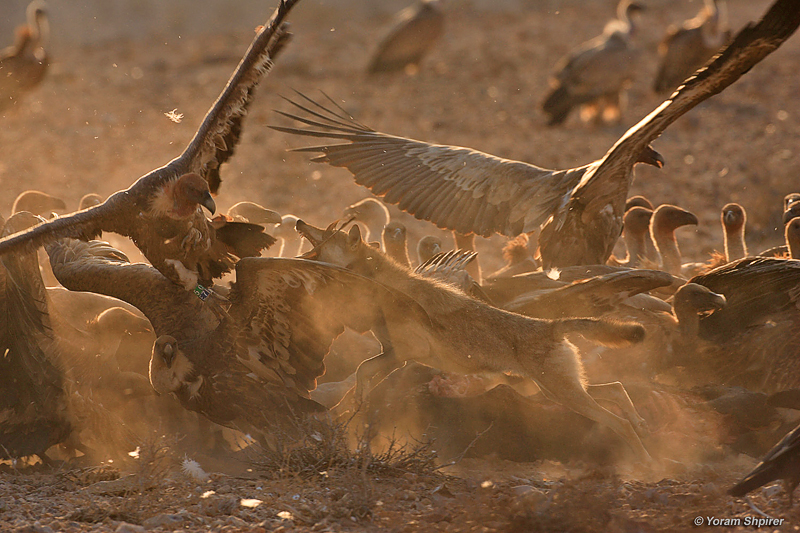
(1, 0), (800, 531)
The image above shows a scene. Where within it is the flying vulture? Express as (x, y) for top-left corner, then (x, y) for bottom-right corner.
(45, 236), (430, 441)
(273, 0), (800, 269)
(0, 0), (301, 309)
(0, 1), (48, 111)
(653, 0), (731, 94)
(541, 0), (645, 126)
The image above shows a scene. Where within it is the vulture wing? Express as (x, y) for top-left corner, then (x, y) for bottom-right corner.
(0, 0), (298, 261)
(272, 93), (586, 237)
(689, 257), (800, 341)
(504, 269), (673, 319)
(231, 257), (431, 396)
(173, 0), (297, 193)
(45, 238), (213, 338)
(729, 422), (800, 497)
(579, 0), (800, 204)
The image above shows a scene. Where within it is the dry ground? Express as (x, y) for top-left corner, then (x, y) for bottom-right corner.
(2, 0), (800, 531)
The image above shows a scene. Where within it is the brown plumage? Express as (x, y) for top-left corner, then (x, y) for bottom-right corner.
(0, 1), (48, 111)
(367, 0), (444, 75)
(486, 234), (538, 280)
(0, 0), (298, 302)
(653, 0), (731, 94)
(729, 422), (800, 505)
(414, 249), (492, 303)
(541, 0), (645, 126)
(274, 0), (800, 269)
(721, 202), (747, 262)
(666, 258), (800, 393)
(45, 236), (429, 441)
(503, 269), (673, 320)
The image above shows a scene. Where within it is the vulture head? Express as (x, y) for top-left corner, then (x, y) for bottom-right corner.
(78, 193), (104, 211)
(171, 173), (216, 218)
(650, 204), (698, 241)
(149, 335), (194, 395)
(417, 235), (443, 265)
(88, 307), (153, 337)
(622, 206), (653, 238)
(722, 203), (746, 233)
(786, 218), (800, 259)
(672, 282), (727, 338)
(11, 190), (66, 217)
(341, 198), (390, 241)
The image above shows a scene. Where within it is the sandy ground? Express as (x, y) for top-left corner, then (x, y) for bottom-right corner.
(2, 0), (800, 530)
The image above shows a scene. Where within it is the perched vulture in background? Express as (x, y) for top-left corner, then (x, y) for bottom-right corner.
(367, 0), (444, 75)
(653, 0), (731, 94)
(0, 0), (301, 309)
(273, 0), (800, 270)
(11, 190), (65, 217)
(45, 237), (430, 441)
(0, 1), (48, 111)
(541, 0), (645, 126)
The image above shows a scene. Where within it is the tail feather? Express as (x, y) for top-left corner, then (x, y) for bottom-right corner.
(554, 318), (645, 347)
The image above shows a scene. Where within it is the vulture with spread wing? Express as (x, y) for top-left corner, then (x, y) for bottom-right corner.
(0, 0), (301, 305)
(273, 0), (800, 269)
(45, 237), (429, 439)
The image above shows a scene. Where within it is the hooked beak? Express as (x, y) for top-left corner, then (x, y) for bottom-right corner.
(200, 192), (216, 215)
(783, 205), (800, 224)
(162, 343), (175, 367)
(637, 146), (665, 169)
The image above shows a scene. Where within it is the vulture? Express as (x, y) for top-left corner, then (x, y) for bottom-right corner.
(610, 205), (653, 268)
(649, 204), (698, 276)
(45, 236), (430, 441)
(652, 258), (800, 394)
(0, 1), (48, 111)
(416, 235), (443, 265)
(721, 202), (747, 262)
(653, 0), (731, 94)
(367, 0), (444, 75)
(414, 249), (492, 303)
(541, 0), (645, 126)
(343, 198), (390, 244)
(729, 422), (800, 505)
(485, 234), (538, 280)
(0, 0), (301, 310)
(226, 201), (282, 226)
(382, 221), (412, 268)
(272, 0), (800, 270)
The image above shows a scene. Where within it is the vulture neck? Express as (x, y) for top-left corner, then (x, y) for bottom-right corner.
(622, 230), (646, 268)
(723, 223), (747, 262)
(384, 238), (411, 269)
(652, 228), (683, 276)
(786, 222), (800, 259)
(701, 0), (727, 48)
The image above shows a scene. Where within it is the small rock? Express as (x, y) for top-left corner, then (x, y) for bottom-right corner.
(762, 484), (782, 498)
(115, 523), (145, 533)
(142, 513), (184, 530)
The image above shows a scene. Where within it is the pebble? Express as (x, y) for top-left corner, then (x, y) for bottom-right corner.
(114, 523), (145, 533)
(142, 513), (185, 530)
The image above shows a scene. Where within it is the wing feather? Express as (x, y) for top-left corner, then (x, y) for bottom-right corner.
(178, 0), (299, 193)
(272, 95), (585, 237)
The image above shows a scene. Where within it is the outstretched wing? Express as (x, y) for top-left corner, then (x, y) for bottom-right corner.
(45, 238), (211, 338)
(581, 0), (800, 200)
(231, 257), (430, 396)
(174, 0), (297, 193)
(272, 93), (587, 237)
